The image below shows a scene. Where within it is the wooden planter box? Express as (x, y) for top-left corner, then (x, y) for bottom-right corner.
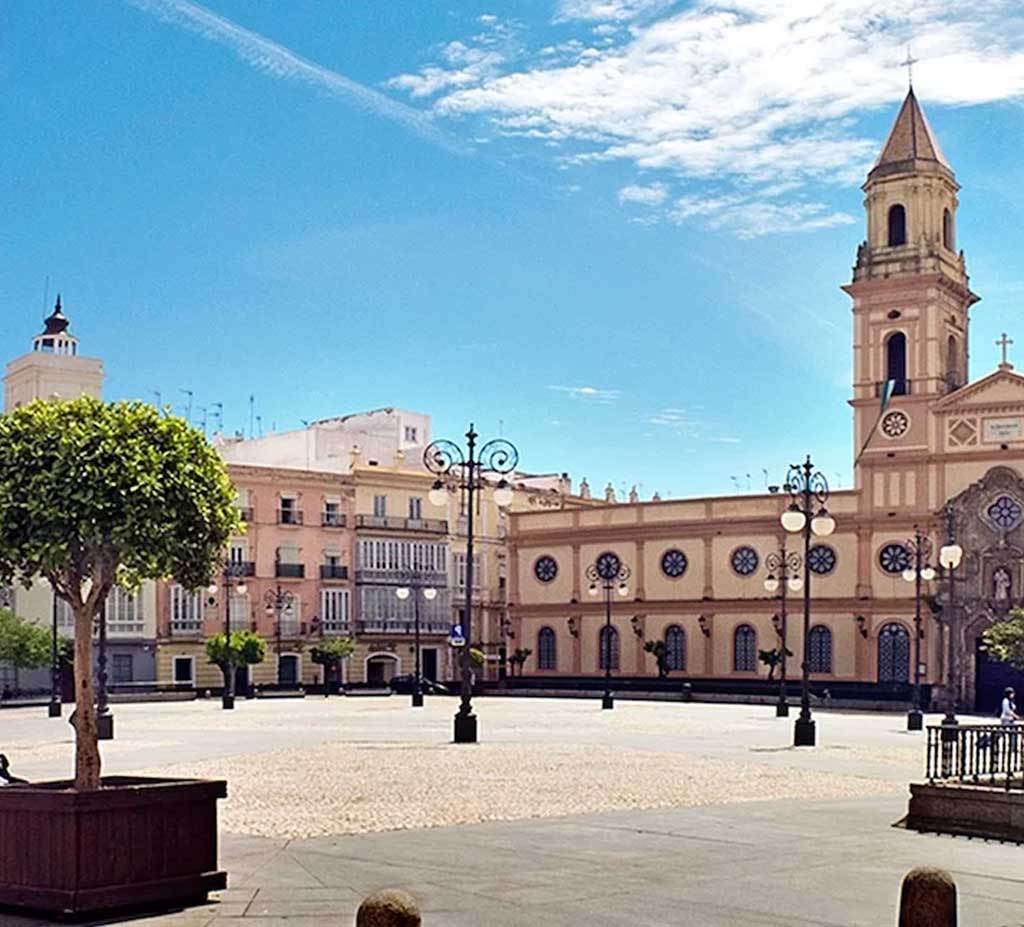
(0, 776), (227, 917)
(905, 781), (1024, 842)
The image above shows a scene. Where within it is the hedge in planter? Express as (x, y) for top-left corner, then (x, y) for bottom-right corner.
(0, 397), (240, 914)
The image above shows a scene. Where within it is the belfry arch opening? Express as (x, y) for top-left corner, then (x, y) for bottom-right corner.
(885, 331), (908, 395)
(943, 208), (954, 251)
(887, 204), (907, 247)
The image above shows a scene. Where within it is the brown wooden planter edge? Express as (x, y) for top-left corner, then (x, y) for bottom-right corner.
(0, 776), (227, 918)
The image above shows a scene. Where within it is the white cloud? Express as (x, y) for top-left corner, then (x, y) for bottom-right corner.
(390, 0), (1024, 234)
(126, 0), (456, 150)
(548, 384), (621, 402)
(647, 407), (740, 443)
(618, 182), (668, 205)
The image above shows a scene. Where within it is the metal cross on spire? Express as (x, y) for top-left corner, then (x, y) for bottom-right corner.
(900, 47), (919, 88)
(997, 332), (1014, 367)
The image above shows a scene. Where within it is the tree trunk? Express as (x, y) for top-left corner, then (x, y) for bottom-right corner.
(72, 604), (101, 790)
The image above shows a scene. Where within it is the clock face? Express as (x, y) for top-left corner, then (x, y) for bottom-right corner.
(881, 410), (910, 439)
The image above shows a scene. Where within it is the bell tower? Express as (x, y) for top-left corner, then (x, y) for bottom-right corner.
(3, 296), (105, 412)
(844, 90), (979, 490)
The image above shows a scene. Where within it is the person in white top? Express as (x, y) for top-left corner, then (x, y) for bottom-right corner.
(1000, 687), (1020, 725)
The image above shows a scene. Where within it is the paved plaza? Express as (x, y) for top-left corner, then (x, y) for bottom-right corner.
(1, 697), (1023, 926)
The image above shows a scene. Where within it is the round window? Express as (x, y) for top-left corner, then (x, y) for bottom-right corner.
(881, 410), (910, 439)
(534, 555), (558, 583)
(808, 544), (837, 576)
(661, 549), (688, 578)
(878, 543), (910, 574)
(730, 546), (759, 577)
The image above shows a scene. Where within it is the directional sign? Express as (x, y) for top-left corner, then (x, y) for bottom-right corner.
(449, 624), (465, 647)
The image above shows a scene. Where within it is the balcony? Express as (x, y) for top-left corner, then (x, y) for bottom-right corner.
(275, 619), (301, 637)
(275, 562), (305, 579)
(355, 569), (448, 587)
(320, 564), (349, 580)
(227, 561), (256, 577)
(170, 620), (203, 637)
(873, 379), (912, 398)
(321, 511), (347, 528)
(238, 506), (254, 524)
(322, 621), (352, 636)
(355, 514), (448, 533)
(354, 620), (451, 635)
(277, 508), (304, 526)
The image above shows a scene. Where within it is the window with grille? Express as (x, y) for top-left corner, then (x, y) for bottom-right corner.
(665, 625), (686, 671)
(321, 589), (350, 633)
(878, 623), (910, 683)
(537, 627), (557, 670)
(808, 625), (832, 674)
(105, 588), (144, 635)
(170, 585), (204, 633)
(598, 625), (619, 670)
(734, 624), (757, 671)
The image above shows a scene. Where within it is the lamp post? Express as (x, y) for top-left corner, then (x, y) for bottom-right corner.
(902, 527), (936, 731)
(48, 588), (61, 718)
(764, 544), (803, 717)
(264, 586), (295, 687)
(781, 455), (835, 747)
(497, 611), (514, 682)
(208, 562), (249, 709)
(96, 608), (113, 740)
(586, 552), (631, 710)
(425, 423), (518, 744)
(938, 506), (964, 726)
(396, 579), (437, 708)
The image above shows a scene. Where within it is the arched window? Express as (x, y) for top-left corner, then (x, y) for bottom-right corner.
(665, 625), (686, 671)
(878, 623), (910, 683)
(537, 626), (557, 670)
(808, 625), (833, 674)
(946, 335), (960, 389)
(734, 624), (757, 672)
(598, 625), (619, 671)
(887, 204), (907, 246)
(886, 331), (908, 396)
(943, 208), (954, 251)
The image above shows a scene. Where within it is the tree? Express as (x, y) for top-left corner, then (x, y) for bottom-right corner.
(206, 630), (268, 695)
(644, 639), (670, 678)
(0, 607), (53, 669)
(310, 636), (355, 693)
(0, 397), (239, 789)
(508, 647), (532, 677)
(758, 647), (793, 681)
(981, 609), (1024, 671)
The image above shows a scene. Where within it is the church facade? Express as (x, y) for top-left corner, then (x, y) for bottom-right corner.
(507, 91), (1024, 712)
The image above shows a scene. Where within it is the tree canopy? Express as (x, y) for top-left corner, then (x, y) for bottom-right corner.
(310, 637), (356, 667)
(982, 609), (1024, 671)
(0, 397), (240, 789)
(0, 607), (71, 670)
(206, 630), (268, 670)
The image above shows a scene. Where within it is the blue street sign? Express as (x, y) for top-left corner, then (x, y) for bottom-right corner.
(449, 624), (465, 647)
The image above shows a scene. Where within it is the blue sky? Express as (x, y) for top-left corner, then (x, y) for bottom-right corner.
(3, 1), (1024, 499)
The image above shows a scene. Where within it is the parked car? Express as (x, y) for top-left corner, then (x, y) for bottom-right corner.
(388, 675), (449, 695)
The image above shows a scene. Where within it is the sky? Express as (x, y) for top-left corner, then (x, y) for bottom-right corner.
(3, 0), (1024, 500)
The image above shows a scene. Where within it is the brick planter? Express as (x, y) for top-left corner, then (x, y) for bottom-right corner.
(905, 781), (1024, 842)
(0, 776), (227, 917)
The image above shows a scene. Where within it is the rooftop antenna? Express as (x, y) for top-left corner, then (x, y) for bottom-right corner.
(210, 402), (223, 434)
(255, 415), (263, 438)
(249, 395), (255, 439)
(179, 389), (194, 423)
(730, 475), (740, 493)
(152, 390), (162, 413)
(196, 405), (208, 437)
(745, 473), (752, 492)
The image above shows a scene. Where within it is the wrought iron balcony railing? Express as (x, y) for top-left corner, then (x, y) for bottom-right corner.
(355, 514), (448, 533)
(277, 508), (304, 526)
(170, 620), (203, 636)
(275, 562), (305, 579)
(354, 619), (452, 635)
(320, 564), (349, 580)
(321, 511), (346, 528)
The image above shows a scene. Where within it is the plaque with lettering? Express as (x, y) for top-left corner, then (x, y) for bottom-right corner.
(983, 417), (1024, 443)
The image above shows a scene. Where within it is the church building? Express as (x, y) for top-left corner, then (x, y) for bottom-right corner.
(507, 90), (1024, 714)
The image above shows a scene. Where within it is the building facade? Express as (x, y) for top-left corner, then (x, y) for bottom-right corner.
(508, 91), (1024, 712)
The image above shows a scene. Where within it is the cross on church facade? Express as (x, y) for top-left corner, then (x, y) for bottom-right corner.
(997, 332), (1014, 366)
(900, 47), (919, 88)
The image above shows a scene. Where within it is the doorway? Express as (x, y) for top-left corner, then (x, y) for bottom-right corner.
(421, 648), (438, 682)
(278, 654), (299, 687)
(366, 653), (399, 685)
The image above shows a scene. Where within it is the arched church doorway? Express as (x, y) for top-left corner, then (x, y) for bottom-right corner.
(366, 652), (399, 686)
(878, 623), (910, 684)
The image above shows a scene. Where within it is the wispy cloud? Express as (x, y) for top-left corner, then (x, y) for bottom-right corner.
(125, 0), (458, 151)
(548, 384), (621, 402)
(390, 0), (1024, 235)
(647, 407), (740, 443)
(618, 182), (668, 205)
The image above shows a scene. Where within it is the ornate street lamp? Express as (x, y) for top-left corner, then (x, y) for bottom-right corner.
(586, 552), (631, 710)
(425, 423), (518, 744)
(937, 505), (964, 726)
(902, 527), (937, 731)
(95, 608), (113, 741)
(208, 562), (249, 709)
(264, 586), (295, 687)
(396, 580), (437, 708)
(764, 544), (803, 717)
(781, 455), (835, 747)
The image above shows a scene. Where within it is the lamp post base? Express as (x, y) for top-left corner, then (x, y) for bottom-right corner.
(941, 711), (958, 727)
(775, 701), (789, 717)
(222, 694), (235, 710)
(97, 712), (114, 741)
(453, 712), (477, 744)
(601, 693), (614, 710)
(906, 709), (923, 731)
(793, 716), (815, 747)
(412, 690), (424, 709)
(47, 701), (61, 718)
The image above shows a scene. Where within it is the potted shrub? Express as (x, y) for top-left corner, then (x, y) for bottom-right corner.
(0, 397), (240, 916)
(310, 636), (355, 695)
(206, 629), (268, 705)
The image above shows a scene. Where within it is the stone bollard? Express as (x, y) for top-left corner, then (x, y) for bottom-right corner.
(356, 890), (421, 927)
(899, 867), (957, 927)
